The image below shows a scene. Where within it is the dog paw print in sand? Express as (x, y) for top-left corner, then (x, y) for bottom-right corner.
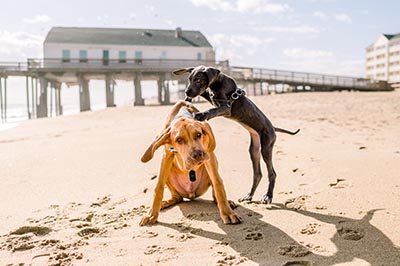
(278, 243), (310, 258)
(285, 196), (310, 211)
(0, 224), (88, 266)
(90, 195), (111, 207)
(281, 261), (311, 266)
(216, 251), (248, 266)
(144, 245), (177, 263)
(337, 221), (365, 241)
(329, 178), (347, 189)
(243, 227), (263, 241)
(300, 223), (320, 235)
(0, 226), (53, 252)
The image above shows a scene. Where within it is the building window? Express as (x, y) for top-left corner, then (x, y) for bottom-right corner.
(197, 52), (202, 60)
(119, 51), (127, 63)
(135, 51), (143, 64)
(62, 49), (70, 63)
(79, 50), (88, 63)
(103, 50), (109, 66)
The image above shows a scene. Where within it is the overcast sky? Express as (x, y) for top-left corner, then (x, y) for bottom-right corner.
(0, 0), (398, 77)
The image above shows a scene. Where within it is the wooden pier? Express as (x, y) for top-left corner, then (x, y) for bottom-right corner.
(0, 58), (394, 121)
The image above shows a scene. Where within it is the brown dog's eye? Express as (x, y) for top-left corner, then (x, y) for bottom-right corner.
(196, 133), (202, 139)
(176, 138), (183, 144)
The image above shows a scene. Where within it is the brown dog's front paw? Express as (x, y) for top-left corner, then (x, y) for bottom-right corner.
(139, 214), (158, 226)
(221, 212), (242, 224)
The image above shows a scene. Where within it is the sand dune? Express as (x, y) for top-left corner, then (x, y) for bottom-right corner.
(1, 91), (399, 266)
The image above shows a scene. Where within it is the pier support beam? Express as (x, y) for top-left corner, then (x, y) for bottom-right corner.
(79, 76), (91, 112)
(105, 74), (115, 107)
(55, 82), (63, 116)
(25, 76), (31, 119)
(36, 76), (48, 118)
(133, 73), (144, 106)
(157, 73), (170, 105)
(0, 76), (7, 122)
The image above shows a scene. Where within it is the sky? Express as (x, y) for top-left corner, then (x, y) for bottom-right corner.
(0, 0), (399, 77)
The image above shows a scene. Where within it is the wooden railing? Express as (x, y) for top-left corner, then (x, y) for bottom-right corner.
(25, 58), (222, 71)
(230, 66), (392, 91)
(0, 59), (393, 91)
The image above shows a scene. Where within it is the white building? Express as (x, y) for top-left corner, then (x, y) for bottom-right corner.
(43, 26), (215, 67)
(366, 33), (400, 84)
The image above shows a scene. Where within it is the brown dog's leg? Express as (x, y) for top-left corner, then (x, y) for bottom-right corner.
(212, 191), (238, 210)
(205, 153), (242, 224)
(140, 152), (174, 226)
(161, 183), (183, 210)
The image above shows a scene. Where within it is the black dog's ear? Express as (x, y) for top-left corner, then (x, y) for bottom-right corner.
(173, 67), (195, 75)
(205, 67), (220, 85)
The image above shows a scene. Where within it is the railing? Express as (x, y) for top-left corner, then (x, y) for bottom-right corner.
(0, 61), (28, 72)
(26, 58), (222, 71)
(0, 59), (392, 91)
(230, 66), (391, 91)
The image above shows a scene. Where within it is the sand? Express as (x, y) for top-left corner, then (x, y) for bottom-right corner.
(0, 91), (399, 266)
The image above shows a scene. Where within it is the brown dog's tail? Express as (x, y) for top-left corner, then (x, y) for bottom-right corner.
(274, 127), (300, 135)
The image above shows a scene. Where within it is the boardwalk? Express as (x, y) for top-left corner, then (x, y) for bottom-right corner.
(0, 59), (394, 121)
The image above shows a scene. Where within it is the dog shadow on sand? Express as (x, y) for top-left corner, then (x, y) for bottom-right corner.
(159, 200), (400, 266)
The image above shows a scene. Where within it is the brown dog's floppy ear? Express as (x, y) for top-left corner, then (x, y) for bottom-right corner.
(173, 67), (195, 76)
(201, 122), (216, 152)
(141, 127), (171, 163)
(205, 67), (221, 85)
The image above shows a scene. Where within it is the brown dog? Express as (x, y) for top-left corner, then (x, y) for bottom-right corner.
(140, 100), (242, 226)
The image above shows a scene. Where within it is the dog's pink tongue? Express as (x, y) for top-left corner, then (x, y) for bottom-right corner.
(189, 170), (196, 182)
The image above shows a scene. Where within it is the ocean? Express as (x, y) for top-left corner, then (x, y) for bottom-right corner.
(0, 77), (180, 131)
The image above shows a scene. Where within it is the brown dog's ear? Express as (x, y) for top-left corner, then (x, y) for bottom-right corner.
(201, 122), (216, 152)
(173, 67), (195, 76)
(205, 67), (221, 85)
(141, 127), (171, 163)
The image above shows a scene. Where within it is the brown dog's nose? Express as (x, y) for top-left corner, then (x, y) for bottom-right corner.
(191, 149), (205, 161)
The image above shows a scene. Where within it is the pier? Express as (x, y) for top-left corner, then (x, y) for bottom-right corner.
(0, 58), (394, 121)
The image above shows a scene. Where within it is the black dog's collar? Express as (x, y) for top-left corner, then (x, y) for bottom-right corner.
(208, 87), (245, 107)
(231, 88), (245, 100)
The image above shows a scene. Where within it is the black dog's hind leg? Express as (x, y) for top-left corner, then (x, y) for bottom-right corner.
(260, 131), (277, 204)
(239, 131), (263, 202)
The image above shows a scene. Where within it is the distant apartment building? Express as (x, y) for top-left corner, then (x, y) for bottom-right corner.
(43, 27), (215, 67)
(366, 33), (400, 84)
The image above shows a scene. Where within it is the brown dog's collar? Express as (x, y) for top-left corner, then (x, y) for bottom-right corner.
(189, 170), (196, 182)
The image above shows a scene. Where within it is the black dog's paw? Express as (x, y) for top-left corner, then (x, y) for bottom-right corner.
(194, 112), (209, 121)
(261, 194), (272, 204)
(238, 193), (253, 203)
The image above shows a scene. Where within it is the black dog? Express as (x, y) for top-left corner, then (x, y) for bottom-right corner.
(173, 65), (299, 204)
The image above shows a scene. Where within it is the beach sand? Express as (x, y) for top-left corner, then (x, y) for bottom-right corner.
(1, 91), (399, 266)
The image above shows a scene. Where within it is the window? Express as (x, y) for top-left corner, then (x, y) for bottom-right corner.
(197, 52), (202, 60)
(62, 49), (70, 63)
(135, 51), (143, 64)
(103, 50), (109, 65)
(119, 51), (127, 63)
(79, 50), (88, 63)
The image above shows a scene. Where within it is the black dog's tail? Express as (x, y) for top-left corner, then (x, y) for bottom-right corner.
(274, 127), (300, 135)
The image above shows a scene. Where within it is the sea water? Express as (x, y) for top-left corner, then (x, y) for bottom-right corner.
(0, 77), (180, 131)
